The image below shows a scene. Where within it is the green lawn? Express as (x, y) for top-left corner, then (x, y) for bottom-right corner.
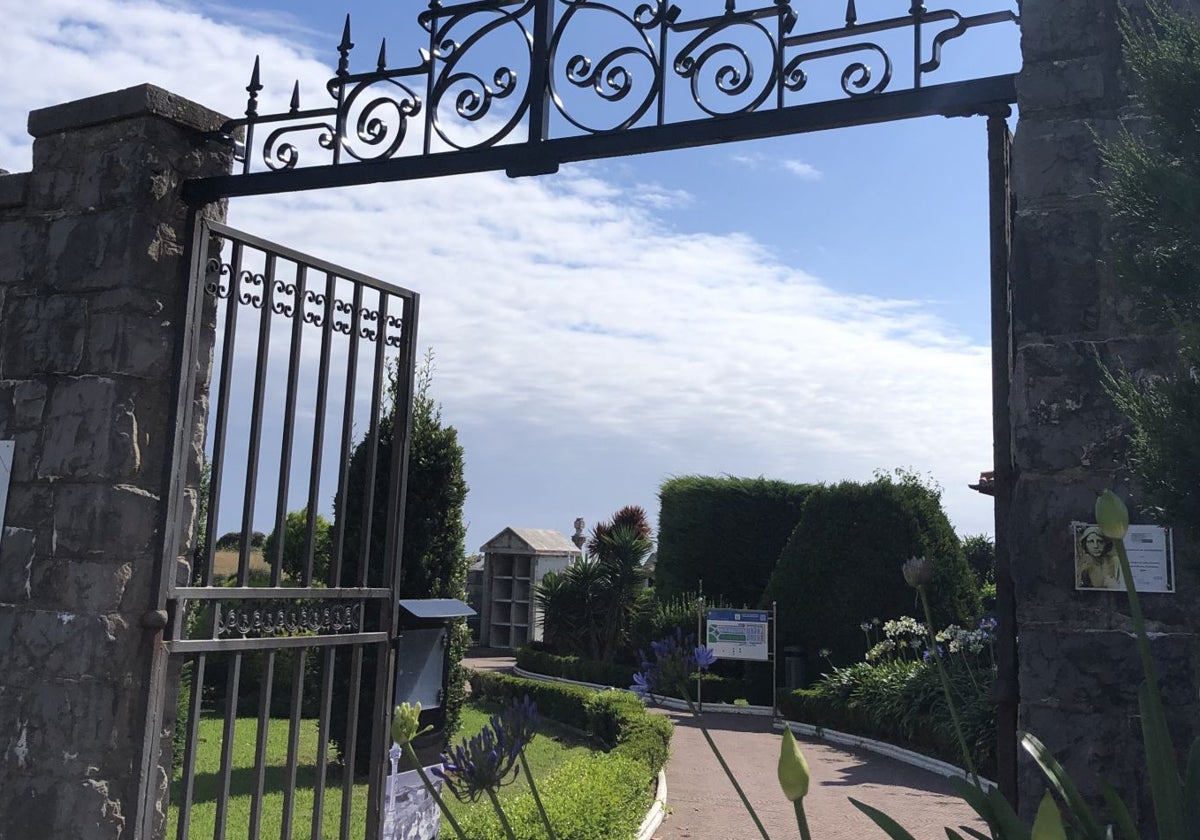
(168, 700), (593, 840)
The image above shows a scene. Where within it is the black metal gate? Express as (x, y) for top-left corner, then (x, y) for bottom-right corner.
(162, 219), (419, 840)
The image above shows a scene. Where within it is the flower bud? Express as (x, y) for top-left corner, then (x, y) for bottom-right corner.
(391, 701), (427, 746)
(902, 556), (933, 589)
(1095, 490), (1129, 540)
(778, 726), (810, 801)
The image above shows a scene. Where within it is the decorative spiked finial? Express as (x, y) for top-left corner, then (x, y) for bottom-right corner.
(246, 56), (263, 118)
(289, 81), (301, 113)
(725, 0), (736, 12)
(377, 38), (388, 73)
(845, 0), (857, 26)
(337, 15), (354, 77)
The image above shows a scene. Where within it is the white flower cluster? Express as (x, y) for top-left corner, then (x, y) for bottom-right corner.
(935, 624), (989, 656)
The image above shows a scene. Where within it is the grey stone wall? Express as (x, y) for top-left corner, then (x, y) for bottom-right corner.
(1012, 0), (1200, 826)
(0, 85), (229, 839)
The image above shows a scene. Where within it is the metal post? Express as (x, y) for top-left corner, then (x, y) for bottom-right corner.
(987, 108), (1019, 808)
(696, 585), (704, 715)
(772, 600), (778, 720)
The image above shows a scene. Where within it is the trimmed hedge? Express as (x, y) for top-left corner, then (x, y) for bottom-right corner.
(468, 670), (673, 776)
(763, 474), (980, 682)
(514, 647), (770, 705)
(656, 476), (816, 605)
(456, 751), (650, 840)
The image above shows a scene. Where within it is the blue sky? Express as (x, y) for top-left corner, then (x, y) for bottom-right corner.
(1, 1), (1020, 565)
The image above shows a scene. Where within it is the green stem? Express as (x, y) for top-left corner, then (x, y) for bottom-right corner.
(1113, 540), (1161, 694)
(917, 587), (980, 785)
(520, 746), (558, 840)
(485, 786), (519, 840)
(402, 743), (469, 840)
(681, 691), (774, 840)
(794, 799), (813, 840)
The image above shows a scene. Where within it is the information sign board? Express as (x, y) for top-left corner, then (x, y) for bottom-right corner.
(706, 608), (769, 661)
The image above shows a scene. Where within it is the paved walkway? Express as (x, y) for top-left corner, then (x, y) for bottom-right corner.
(464, 651), (983, 840)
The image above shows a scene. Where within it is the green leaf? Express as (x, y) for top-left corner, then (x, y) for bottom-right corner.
(1020, 731), (1107, 840)
(945, 828), (970, 840)
(850, 798), (920, 840)
(1182, 737), (1200, 840)
(985, 786), (1031, 840)
(956, 827), (993, 840)
(1099, 778), (1140, 840)
(1137, 680), (1186, 839)
(1031, 792), (1068, 840)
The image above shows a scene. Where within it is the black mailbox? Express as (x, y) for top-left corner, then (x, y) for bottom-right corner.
(394, 598), (476, 737)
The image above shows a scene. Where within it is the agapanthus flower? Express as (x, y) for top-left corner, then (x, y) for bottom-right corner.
(435, 718), (522, 802)
(631, 629), (711, 701)
(902, 556), (934, 588)
(501, 694), (539, 748)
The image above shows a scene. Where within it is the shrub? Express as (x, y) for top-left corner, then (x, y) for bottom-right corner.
(455, 752), (650, 840)
(515, 648), (635, 688)
(763, 470), (980, 682)
(961, 533), (995, 587)
(656, 476), (816, 605)
(262, 508), (332, 583)
(467, 671), (673, 776)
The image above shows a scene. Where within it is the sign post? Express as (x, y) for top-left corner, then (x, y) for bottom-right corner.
(703, 603), (779, 717)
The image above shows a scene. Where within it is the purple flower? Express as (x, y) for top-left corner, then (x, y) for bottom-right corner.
(694, 646), (717, 670)
(435, 716), (522, 802)
(630, 671), (653, 698)
(501, 694), (539, 747)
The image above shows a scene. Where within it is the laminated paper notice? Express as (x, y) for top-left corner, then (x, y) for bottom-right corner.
(1073, 521), (1174, 594)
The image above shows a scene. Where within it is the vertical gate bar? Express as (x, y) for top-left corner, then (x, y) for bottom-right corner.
(203, 238), (245, 587)
(911, 1), (923, 89)
(527, 0), (553, 145)
(311, 646), (337, 838)
(365, 292), (410, 839)
(423, 9), (437, 157)
(279, 649), (307, 840)
(340, 645), (367, 840)
(239, 252), (278, 585)
(270, 262), (308, 587)
(355, 292), (390, 586)
(986, 109), (1018, 807)
(656, 5), (668, 126)
(213, 654), (244, 840)
(175, 653), (208, 840)
(383, 294), (420, 635)
(330, 283), (365, 583)
(311, 273), (350, 840)
(304, 272), (339, 586)
(248, 650), (277, 840)
(138, 210), (215, 837)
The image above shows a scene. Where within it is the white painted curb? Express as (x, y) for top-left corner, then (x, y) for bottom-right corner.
(634, 771), (668, 840)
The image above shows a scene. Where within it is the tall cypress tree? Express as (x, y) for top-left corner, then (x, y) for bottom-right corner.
(328, 350), (470, 773)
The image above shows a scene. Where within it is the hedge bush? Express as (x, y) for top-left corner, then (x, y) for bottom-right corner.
(468, 670), (673, 776)
(763, 472), (980, 681)
(514, 647), (772, 706)
(776, 655), (996, 777)
(455, 751), (650, 840)
(656, 476), (816, 605)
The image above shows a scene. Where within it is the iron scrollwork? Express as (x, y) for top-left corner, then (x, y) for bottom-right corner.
(204, 0), (1018, 179)
(215, 600), (362, 638)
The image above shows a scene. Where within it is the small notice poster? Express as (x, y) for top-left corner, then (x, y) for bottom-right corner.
(0, 441), (13, 550)
(706, 609), (769, 661)
(1073, 522), (1174, 594)
(382, 747), (442, 840)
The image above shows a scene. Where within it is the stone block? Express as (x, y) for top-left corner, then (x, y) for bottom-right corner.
(0, 527), (34, 604)
(0, 293), (86, 376)
(1018, 55), (1118, 116)
(1019, 0), (1119, 63)
(1011, 118), (1119, 208)
(0, 483), (54, 543)
(0, 173), (29, 210)
(0, 606), (143, 680)
(84, 309), (175, 380)
(1010, 339), (1135, 473)
(50, 483), (162, 558)
(26, 555), (137, 615)
(36, 377), (145, 481)
(1010, 207), (1105, 338)
(41, 210), (191, 297)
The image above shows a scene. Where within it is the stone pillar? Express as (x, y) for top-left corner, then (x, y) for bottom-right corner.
(0, 85), (230, 838)
(1011, 0), (1200, 825)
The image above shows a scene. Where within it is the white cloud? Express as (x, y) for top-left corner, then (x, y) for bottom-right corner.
(730, 151), (823, 180)
(1, 0), (996, 548)
(781, 159), (822, 180)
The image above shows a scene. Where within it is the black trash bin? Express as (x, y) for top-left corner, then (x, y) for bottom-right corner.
(783, 645), (805, 690)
